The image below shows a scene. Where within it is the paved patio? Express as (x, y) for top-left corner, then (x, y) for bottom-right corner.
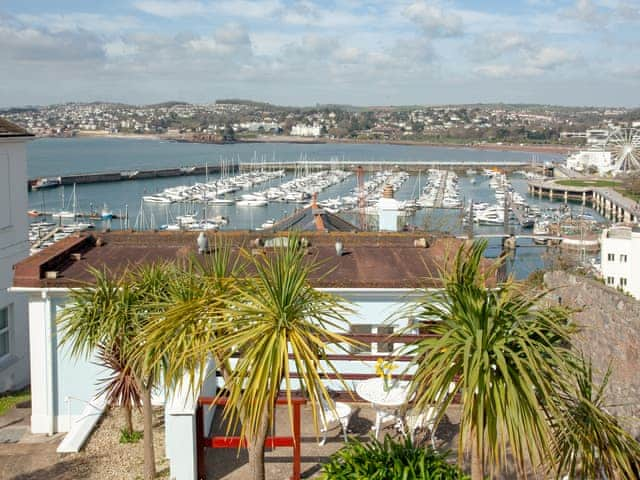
(204, 403), (465, 479)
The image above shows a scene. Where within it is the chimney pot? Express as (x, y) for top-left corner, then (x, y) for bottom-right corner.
(197, 232), (209, 254)
(414, 238), (430, 248)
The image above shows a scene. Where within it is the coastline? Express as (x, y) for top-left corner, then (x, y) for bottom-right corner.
(235, 135), (575, 155)
(40, 132), (574, 155)
(73, 131), (163, 141)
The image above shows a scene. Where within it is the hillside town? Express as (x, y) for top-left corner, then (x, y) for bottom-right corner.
(4, 100), (639, 146)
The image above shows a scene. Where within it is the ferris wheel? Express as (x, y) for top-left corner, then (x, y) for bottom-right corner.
(608, 128), (640, 171)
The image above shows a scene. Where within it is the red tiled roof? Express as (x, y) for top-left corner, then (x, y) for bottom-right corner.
(0, 118), (33, 137)
(13, 231), (469, 289)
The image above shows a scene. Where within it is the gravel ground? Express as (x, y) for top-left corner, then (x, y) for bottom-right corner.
(63, 406), (169, 480)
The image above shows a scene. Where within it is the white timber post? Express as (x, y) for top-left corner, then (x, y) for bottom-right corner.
(165, 358), (217, 480)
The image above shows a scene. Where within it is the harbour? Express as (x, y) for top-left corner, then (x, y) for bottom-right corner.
(25, 138), (603, 278)
(28, 159), (536, 190)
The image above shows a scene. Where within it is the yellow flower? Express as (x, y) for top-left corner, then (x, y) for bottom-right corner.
(375, 358), (385, 377)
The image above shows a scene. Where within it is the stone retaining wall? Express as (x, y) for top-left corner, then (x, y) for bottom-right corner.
(544, 271), (640, 437)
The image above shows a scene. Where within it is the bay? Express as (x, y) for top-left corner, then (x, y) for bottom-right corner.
(26, 137), (592, 279)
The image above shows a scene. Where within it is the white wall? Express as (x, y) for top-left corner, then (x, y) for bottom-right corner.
(21, 287), (422, 432)
(601, 228), (640, 298)
(0, 138), (30, 393)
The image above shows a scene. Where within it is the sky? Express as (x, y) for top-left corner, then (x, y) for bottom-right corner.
(1, 0), (639, 107)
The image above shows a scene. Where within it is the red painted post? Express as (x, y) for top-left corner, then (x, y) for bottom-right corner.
(292, 401), (301, 480)
(196, 404), (206, 480)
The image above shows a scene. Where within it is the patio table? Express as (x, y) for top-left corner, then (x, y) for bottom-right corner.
(355, 377), (413, 439)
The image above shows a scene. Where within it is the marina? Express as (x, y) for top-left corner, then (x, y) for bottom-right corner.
(28, 159), (539, 191)
(25, 138), (601, 278)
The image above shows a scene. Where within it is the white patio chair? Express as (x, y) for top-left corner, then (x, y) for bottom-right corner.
(318, 399), (353, 446)
(404, 381), (456, 447)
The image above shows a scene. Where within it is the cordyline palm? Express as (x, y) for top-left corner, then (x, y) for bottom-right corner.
(406, 240), (575, 479)
(58, 263), (175, 480)
(141, 236), (356, 480)
(95, 341), (141, 434)
(58, 268), (140, 435)
(549, 354), (640, 479)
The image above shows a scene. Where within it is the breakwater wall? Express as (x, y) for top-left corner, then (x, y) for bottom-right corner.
(239, 160), (533, 173)
(28, 164), (239, 190)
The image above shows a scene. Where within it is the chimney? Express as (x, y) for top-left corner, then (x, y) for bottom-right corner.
(377, 184), (400, 232)
(311, 192), (326, 231)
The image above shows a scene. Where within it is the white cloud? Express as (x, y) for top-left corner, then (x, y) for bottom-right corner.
(468, 32), (530, 60)
(189, 23), (252, 56)
(104, 39), (139, 58)
(614, 2), (640, 22)
(474, 46), (578, 79)
(528, 46), (576, 70)
(134, 0), (207, 18)
(214, 0), (283, 19)
(333, 46), (362, 64)
(569, 0), (602, 24)
(0, 22), (105, 62)
(15, 13), (140, 34)
(403, 1), (463, 37)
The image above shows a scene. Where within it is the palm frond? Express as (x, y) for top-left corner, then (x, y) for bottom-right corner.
(407, 240), (576, 476)
(549, 354), (640, 479)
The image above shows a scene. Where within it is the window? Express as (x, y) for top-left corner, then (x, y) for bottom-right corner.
(620, 277), (628, 287)
(607, 253), (615, 262)
(620, 254), (628, 263)
(607, 276), (614, 285)
(349, 324), (396, 354)
(0, 307), (9, 359)
(350, 324), (371, 354)
(376, 326), (395, 354)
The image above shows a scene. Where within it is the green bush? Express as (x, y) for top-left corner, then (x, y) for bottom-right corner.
(320, 435), (469, 480)
(119, 428), (143, 444)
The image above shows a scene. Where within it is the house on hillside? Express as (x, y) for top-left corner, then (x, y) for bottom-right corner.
(0, 118), (33, 393)
(600, 225), (640, 298)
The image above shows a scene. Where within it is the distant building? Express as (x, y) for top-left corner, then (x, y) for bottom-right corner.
(0, 118), (33, 393)
(600, 225), (640, 299)
(586, 129), (609, 146)
(290, 124), (321, 137)
(566, 149), (613, 174)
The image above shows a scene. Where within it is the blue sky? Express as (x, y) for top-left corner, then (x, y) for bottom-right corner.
(1, 0), (639, 107)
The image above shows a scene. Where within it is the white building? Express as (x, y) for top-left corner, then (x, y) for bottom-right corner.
(11, 228), (461, 478)
(586, 129), (610, 146)
(600, 225), (640, 298)
(566, 149), (613, 174)
(0, 118), (32, 392)
(290, 124), (321, 137)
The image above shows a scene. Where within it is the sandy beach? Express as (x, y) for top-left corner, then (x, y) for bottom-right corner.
(235, 135), (575, 155)
(46, 131), (574, 155)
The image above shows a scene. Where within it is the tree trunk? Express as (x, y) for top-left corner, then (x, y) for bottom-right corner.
(141, 384), (156, 480)
(123, 404), (133, 434)
(248, 409), (271, 480)
(471, 436), (485, 480)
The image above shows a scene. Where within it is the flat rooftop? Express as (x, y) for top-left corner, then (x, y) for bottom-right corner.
(0, 118), (33, 138)
(13, 231), (466, 290)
